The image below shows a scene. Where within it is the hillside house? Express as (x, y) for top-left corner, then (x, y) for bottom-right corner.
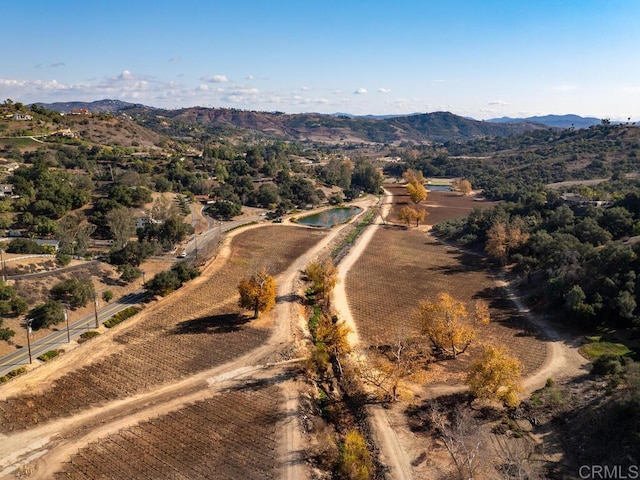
(54, 128), (77, 138)
(560, 193), (612, 208)
(34, 239), (59, 252)
(134, 211), (163, 230)
(0, 184), (13, 197)
(12, 113), (33, 121)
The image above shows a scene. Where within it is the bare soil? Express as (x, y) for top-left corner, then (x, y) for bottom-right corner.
(332, 186), (587, 480)
(0, 226), (325, 431)
(385, 184), (495, 226)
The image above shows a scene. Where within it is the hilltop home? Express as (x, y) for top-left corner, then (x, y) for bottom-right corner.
(12, 113), (33, 121)
(134, 210), (163, 230)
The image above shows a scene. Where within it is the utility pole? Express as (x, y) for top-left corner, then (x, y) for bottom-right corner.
(0, 249), (5, 282)
(93, 293), (99, 328)
(26, 319), (32, 364)
(64, 306), (70, 343)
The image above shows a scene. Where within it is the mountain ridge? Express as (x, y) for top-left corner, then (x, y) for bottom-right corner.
(488, 114), (602, 129)
(33, 99), (550, 143)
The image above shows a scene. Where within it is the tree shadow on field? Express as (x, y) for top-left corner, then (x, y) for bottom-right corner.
(277, 292), (301, 304)
(424, 249), (487, 275)
(172, 313), (251, 335)
(475, 286), (546, 341)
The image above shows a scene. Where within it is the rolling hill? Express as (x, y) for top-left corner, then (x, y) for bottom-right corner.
(31, 100), (549, 144)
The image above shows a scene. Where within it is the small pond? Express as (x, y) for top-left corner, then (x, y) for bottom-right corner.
(297, 206), (363, 227)
(425, 184), (452, 191)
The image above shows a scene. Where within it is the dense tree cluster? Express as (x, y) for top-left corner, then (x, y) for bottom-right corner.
(435, 182), (640, 329)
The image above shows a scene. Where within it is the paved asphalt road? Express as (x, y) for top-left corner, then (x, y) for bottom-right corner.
(0, 292), (146, 378)
(0, 215), (263, 379)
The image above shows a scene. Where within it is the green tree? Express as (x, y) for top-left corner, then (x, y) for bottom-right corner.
(50, 277), (95, 308)
(29, 300), (64, 330)
(117, 264), (142, 283)
(351, 159), (382, 194)
(106, 207), (136, 249)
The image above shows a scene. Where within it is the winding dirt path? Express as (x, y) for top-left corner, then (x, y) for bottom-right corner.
(332, 189), (415, 480)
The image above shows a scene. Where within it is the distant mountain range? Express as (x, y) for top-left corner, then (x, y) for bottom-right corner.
(32, 99), (555, 143)
(487, 114), (602, 129)
(33, 99), (141, 113)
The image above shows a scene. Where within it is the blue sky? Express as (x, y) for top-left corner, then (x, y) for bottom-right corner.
(3, 1), (640, 120)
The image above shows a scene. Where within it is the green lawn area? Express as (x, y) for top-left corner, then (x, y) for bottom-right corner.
(579, 337), (632, 360)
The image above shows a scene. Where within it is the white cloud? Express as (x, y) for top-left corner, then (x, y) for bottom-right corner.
(488, 100), (510, 106)
(301, 86), (310, 91)
(197, 84), (209, 91)
(168, 56), (181, 62)
(246, 74), (255, 80)
(202, 74), (229, 83)
(228, 87), (259, 95)
(119, 70), (132, 80)
(354, 88), (367, 95)
(378, 88), (391, 94)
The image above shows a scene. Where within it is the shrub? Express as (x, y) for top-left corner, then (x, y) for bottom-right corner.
(591, 354), (625, 376)
(0, 367), (27, 383)
(104, 306), (140, 328)
(55, 253), (72, 266)
(78, 330), (100, 343)
(37, 349), (60, 361)
(339, 430), (373, 480)
(102, 290), (113, 302)
(0, 327), (15, 341)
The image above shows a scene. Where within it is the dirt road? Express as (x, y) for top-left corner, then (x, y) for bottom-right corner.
(0, 206), (371, 479)
(331, 187), (589, 480)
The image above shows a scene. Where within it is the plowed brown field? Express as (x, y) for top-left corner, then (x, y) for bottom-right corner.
(346, 192), (545, 381)
(385, 184), (495, 225)
(0, 226), (326, 433)
(54, 383), (283, 480)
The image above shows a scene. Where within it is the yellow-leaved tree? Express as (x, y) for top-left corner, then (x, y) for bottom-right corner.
(417, 292), (490, 359)
(465, 344), (523, 407)
(237, 267), (277, 318)
(403, 168), (428, 205)
(339, 430), (374, 480)
(305, 260), (339, 306)
(406, 180), (427, 205)
(485, 219), (530, 265)
(399, 206), (427, 227)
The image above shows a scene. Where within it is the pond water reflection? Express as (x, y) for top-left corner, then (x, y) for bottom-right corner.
(297, 207), (363, 227)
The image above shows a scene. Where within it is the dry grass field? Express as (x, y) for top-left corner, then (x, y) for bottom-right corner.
(54, 382), (283, 480)
(0, 225), (326, 433)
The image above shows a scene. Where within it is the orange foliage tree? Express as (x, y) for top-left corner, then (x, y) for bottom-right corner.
(485, 219), (530, 265)
(238, 267), (277, 318)
(465, 344), (523, 407)
(416, 292), (490, 359)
